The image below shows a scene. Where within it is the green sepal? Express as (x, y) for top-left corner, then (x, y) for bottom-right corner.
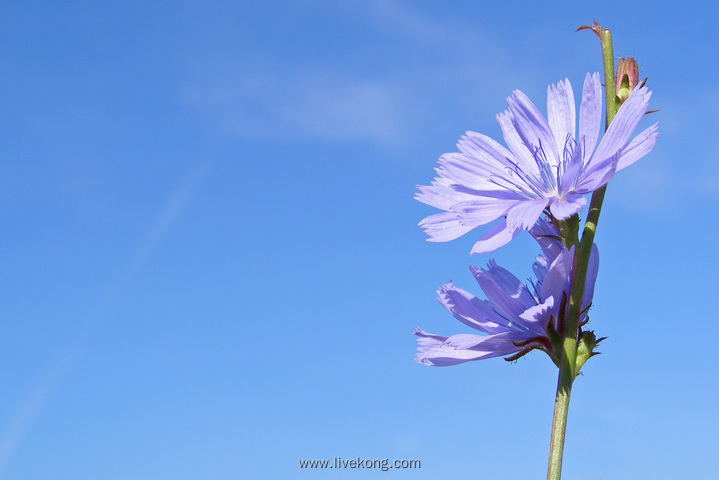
(574, 329), (606, 377)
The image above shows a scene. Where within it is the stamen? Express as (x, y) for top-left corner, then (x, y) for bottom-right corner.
(506, 155), (548, 197)
(531, 140), (557, 193)
(490, 306), (530, 332)
(488, 176), (535, 199)
(527, 277), (540, 302)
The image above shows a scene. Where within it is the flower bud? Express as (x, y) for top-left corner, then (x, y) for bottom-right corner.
(615, 57), (639, 103)
(574, 329), (605, 377)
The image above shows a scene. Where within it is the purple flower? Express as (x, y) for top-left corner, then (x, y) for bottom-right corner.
(416, 73), (659, 254)
(413, 222), (598, 367)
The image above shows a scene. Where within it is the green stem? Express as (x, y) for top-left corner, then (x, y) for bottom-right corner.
(546, 351), (573, 479)
(546, 23), (619, 480)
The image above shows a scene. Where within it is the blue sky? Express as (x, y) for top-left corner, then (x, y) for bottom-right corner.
(1, 1), (718, 478)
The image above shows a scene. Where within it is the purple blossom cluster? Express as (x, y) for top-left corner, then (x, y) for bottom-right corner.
(414, 74), (657, 365)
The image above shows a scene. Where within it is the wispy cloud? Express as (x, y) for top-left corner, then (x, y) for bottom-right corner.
(178, 0), (524, 148)
(181, 70), (408, 145)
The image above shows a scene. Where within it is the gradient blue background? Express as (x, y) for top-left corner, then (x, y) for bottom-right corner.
(1, 1), (717, 479)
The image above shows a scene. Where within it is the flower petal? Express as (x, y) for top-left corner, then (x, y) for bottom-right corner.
(413, 328), (521, 366)
(508, 89), (560, 168)
(451, 196), (522, 226)
(573, 155), (618, 193)
(591, 86), (652, 164)
(506, 197), (548, 231)
(418, 212), (482, 242)
(540, 248), (572, 302)
(436, 152), (508, 190)
(497, 111), (541, 177)
(412, 327), (446, 343)
(582, 243), (600, 312)
(469, 219), (520, 255)
(549, 192), (587, 220)
(470, 263), (536, 320)
(578, 73), (602, 157)
(538, 244), (599, 316)
(518, 296), (555, 330)
(529, 218), (563, 264)
(616, 122), (660, 171)
(437, 283), (509, 334)
(457, 131), (519, 172)
(547, 78), (576, 153)
(415, 177), (475, 210)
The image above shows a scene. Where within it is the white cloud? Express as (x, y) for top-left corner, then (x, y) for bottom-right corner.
(181, 70), (408, 145)
(177, 0), (524, 148)
(281, 78), (407, 143)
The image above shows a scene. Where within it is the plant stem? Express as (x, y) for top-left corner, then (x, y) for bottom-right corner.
(546, 23), (619, 480)
(546, 356), (573, 479)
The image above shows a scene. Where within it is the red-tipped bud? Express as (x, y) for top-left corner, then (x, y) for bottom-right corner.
(615, 57), (639, 103)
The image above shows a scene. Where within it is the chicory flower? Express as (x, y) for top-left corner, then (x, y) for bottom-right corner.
(416, 73), (658, 254)
(413, 222), (598, 366)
